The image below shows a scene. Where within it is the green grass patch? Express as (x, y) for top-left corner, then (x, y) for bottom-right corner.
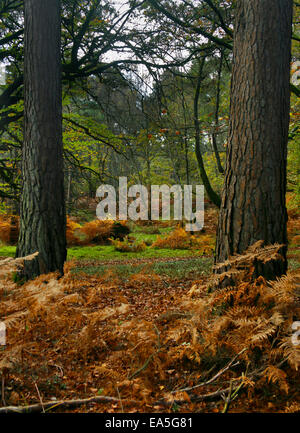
(129, 232), (160, 245)
(130, 223), (174, 235)
(288, 259), (300, 271)
(67, 244), (204, 260)
(72, 256), (213, 280)
(150, 257), (212, 279)
(0, 245), (16, 257)
(1, 242), (298, 277)
(0, 242), (209, 261)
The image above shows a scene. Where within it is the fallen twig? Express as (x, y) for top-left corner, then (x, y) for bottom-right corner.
(222, 380), (233, 413)
(172, 347), (247, 394)
(1, 373), (5, 406)
(116, 387), (124, 413)
(0, 395), (139, 414)
(128, 349), (160, 380)
(155, 384), (243, 407)
(34, 382), (45, 413)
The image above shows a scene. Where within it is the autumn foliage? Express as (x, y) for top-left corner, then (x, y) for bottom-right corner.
(0, 216), (131, 248)
(79, 219), (116, 244)
(0, 215), (19, 245)
(66, 218), (131, 246)
(110, 236), (147, 253)
(0, 242), (299, 413)
(66, 217), (82, 246)
(152, 227), (215, 254)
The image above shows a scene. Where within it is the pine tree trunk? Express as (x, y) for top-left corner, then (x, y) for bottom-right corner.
(215, 0), (293, 278)
(16, 0), (66, 278)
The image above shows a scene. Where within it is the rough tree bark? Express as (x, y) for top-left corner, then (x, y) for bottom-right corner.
(16, 0), (66, 278)
(215, 0), (293, 278)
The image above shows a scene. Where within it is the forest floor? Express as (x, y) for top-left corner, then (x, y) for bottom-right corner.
(0, 207), (299, 413)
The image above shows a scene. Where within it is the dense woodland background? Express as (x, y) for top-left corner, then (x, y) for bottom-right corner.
(0, 0), (299, 414)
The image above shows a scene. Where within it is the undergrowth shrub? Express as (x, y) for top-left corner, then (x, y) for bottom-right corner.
(152, 227), (215, 254)
(286, 192), (299, 218)
(79, 220), (130, 245)
(66, 217), (82, 246)
(111, 236), (146, 252)
(0, 215), (131, 247)
(0, 215), (19, 245)
(287, 201), (300, 248)
(80, 219), (115, 244)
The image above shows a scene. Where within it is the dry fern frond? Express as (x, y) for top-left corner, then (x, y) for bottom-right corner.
(284, 402), (300, 413)
(279, 336), (300, 371)
(213, 241), (286, 283)
(0, 252), (38, 279)
(262, 366), (289, 394)
(0, 244), (299, 411)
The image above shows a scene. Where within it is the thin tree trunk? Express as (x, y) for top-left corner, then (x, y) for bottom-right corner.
(66, 166), (72, 210)
(16, 0), (66, 278)
(184, 130), (190, 185)
(215, 0), (293, 278)
(194, 58), (221, 208)
(212, 50), (224, 175)
(179, 79), (190, 185)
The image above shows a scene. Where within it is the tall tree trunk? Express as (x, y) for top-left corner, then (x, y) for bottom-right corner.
(184, 130), (190, 185)
(215, 0), (293, 278)
(16, 0), (66, 278)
